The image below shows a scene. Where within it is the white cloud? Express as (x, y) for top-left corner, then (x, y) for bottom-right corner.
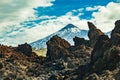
(1, 2), (120, 46)
(0, 0), (55, 33)
(72, 8), (84, 12)
(86, 6), (101, 11)
(0, 8), (87, 46)
(0, 0), (55, 46)
(91, 2), (120, 32)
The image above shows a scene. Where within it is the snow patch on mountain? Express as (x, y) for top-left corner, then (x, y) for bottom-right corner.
(30, 24), (88, 48)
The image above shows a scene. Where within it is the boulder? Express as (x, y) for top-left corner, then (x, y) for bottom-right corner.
(46, 35), (70, 61)
(73, 36), (90, 46)
(16, 43), (32, 57)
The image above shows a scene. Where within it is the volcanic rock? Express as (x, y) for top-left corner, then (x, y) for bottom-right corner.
(46, 35), (70, 61)
(91, 35), (110, 64)
(73, 36), (90, 46)
(15, 43), (32, 57)
(77, 20), (120, 80)
(88, 22), (104, 47)
(111, 20), (120, 45)
(90, 20), (120, 71)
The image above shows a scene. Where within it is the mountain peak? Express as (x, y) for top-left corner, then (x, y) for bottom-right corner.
(60, 24), (78, 31)
(30, 24), (88, 48)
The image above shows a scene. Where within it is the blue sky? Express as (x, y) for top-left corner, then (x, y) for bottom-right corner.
(0, 0), (120, 46)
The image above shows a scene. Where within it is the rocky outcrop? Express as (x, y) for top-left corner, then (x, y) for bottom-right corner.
(90, 20), (120, 72)
(88, 22), (104, 47)
(15, 43), (32, 57)
(111, 20), (120, 45)
(73, 36), (90, 46)
(77, 20), (120, 80)
(46, 35), (70, 61)
(91, 35), (110, 64)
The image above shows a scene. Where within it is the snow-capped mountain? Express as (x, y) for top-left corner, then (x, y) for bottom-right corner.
(30, 24), (88, 48)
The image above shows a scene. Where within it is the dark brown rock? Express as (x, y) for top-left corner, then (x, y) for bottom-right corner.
(91, 35), (110, 64)
(89, 20), (120, 72)
(16, 43), (32, 57)
(88, 22), (104, 47)
(46, 35), (70, 61)
(73, 36), (90, 46)
(111, 20), (120, 45)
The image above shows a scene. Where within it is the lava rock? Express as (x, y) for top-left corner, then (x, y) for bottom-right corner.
(73, 36), (90, 46)
(111, 20), (120, 45)
(88, 22), (104, 47)
(16, 43), (32, 57)
(46, 35), (70, 61)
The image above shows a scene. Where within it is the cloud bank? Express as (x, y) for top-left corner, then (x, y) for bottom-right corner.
(0, 0), (55, 45)
(0, 1), (120, 46)
(0, 0), (55, 33)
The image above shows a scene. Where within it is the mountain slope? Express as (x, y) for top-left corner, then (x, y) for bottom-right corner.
(30, 24), (88, 48)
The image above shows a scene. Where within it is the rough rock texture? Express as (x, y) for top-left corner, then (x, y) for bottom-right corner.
(90, 20), (120, 72)
(111, 20), (120, 45)
(73, 36), (90, 46)
(88, 22), (104, 47)
(46, 35), (70, 61)
(77, 20), (120, 80)
(15, 43), (32, 57)
(91, 35), (110, 64)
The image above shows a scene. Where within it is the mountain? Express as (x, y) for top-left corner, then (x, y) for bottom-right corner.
(30, 24), (88, 48)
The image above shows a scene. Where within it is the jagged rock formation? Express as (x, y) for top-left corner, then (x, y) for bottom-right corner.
(77, 20), (120, 80)
(90, 20), (120, 72)
(46, 35), (70, 61)
(111, 20), (120, 45)
(73, 36), (90, 46)
(88, 22), (104, 47)
(91, 35), (110, 64)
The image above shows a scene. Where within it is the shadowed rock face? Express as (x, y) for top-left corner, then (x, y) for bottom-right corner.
(90, 20), (120, 71)
(73, 36), (90, 46)
(77, 20), (120, 80)
(88, 22), (104, 47)
(91, 35), (110, 64)
(111, 20), (120, 45)
(46, 35), (70, 61)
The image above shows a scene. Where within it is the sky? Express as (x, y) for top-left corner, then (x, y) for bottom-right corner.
(0, 0), (120, 46)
